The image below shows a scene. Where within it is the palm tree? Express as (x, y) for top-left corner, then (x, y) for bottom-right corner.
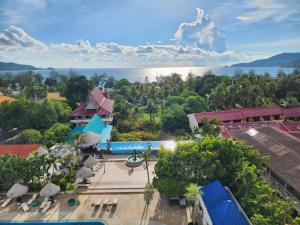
(146, 98), (156, 121)
(185, 183), (202, 225)
(142, 142), (152, 184)
(73, 132), (83, 156)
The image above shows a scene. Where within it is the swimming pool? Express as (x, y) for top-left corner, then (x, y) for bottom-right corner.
(0, 221), (106, 225)
(97, 140), (176, 154)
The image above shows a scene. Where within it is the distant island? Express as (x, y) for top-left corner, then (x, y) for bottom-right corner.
(231, 52), (300, 68)
(0, 61), (41, 71)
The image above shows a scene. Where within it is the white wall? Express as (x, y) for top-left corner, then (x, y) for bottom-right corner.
(198, 195), (213, 225)
(187, 114), (199, 130)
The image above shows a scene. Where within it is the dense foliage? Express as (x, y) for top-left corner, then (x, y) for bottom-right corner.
(153, 137), (298, 225)
(0, 98), (71, 131)
(43, 123), (71, 148)
(0, 151), (80, 191)
(110, 69), (300, 138)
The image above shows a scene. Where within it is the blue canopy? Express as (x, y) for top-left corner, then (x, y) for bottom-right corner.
(68, 115), (112, 143)
(200, 180), (251, 225)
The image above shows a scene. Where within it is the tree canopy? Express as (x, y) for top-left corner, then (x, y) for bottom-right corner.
(153, 137), (296, 225)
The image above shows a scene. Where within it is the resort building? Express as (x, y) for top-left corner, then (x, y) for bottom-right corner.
(0, 92), (15, 104)
(220, 121), (300, 138)
(198, 180), (251, 225)
(188, 106), (300, 130)
(0, 144), (47, 158)
(69, 114), (113, 144)
(70, 88), (114, 125)
(229, 126), (300, 212)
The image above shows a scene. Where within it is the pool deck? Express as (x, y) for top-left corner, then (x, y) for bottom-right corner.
(0, 192), (191, 225)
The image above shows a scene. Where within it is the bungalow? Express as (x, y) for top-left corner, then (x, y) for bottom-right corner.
(0, 144), (47, 158)
(198, 180), (251, 225)
(188, 106), (300, 130)
(70, 88), (114, 125)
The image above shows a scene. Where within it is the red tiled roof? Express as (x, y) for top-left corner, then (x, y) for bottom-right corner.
(284, 107), (300, 118)
(0, 144), (42, 157)
(71, 88), (114, 117)
(71, 103), (111, 117)
(241, 106), (283, 117)
(194, 110), (243, 123)
(283, 122), (300, 131)
(192, 106), (300, 123)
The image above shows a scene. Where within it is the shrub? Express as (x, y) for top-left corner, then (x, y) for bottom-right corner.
(17, 129), (42, 144)
(135, 120), (160, 132)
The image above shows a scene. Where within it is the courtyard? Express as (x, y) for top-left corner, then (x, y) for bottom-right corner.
(0, 192), (191, 225)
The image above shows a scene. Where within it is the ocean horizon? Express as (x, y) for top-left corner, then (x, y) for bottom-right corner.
(0, 66), (296, 82)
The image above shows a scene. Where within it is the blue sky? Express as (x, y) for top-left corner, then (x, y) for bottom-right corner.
(0, 0), (299, 68)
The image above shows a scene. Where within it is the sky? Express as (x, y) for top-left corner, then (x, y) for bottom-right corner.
(0, 0), (300, 68)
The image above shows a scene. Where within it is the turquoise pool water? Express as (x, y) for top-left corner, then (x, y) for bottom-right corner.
(0, 221), (105, 225)
(97, 140), (176, 154)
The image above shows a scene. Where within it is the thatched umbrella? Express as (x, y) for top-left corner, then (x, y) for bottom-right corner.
(76, 166), (93, 179)
(6, 183), (28, 198)
(84, 155), (98, 168)
(40, 183), (60, 197)
(79, 132), (101, 148)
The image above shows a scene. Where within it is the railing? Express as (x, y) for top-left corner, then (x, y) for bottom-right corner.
(263, 175), (297, 201)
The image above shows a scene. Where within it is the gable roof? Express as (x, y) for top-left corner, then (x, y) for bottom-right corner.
(201, 180), (251, 225)
(71, 88), (114, 117)
(90, 88), (114, 113)
(68, 115), (112, 143)
(190, 106), (300, 123)
(0, 144), (42, 157)
(230, 126), (300, 192)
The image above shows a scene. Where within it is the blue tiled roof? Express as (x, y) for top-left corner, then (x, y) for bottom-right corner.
(68, 115), (112, 143)
(200, 180), (250, 225)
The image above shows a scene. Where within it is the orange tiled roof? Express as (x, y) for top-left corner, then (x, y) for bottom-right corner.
(47, 92), (66, 100)
(0, 144), (42, 157)
(0, 92), (15, 103)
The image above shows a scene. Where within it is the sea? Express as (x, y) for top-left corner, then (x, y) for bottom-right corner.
(0, 66), (297, 82)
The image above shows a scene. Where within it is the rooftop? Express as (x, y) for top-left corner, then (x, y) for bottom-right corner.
(230, 126), (300, 192)
(190, 106), (300, 123)
(0, 92), (15, 104)
(71, 88), (114, 117)
(200, 180), (251, 225)
(68, 114), (113, 143)
(0, 144), (43, 157)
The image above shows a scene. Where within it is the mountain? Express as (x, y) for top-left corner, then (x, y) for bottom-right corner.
(231, 53), (300, 68)
(0, 61), (41, 71)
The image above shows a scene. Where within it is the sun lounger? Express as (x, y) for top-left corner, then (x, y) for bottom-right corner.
(27, 193), (38, 205)
(95, 200), (102, 207)
(111, 198), (118, 211)
(40, 197), (49, 209)
(41, 201), (51, 213)
(21, 203), (29, 212)
(112, 198), (118, 205)
(1, 197), (12, 208)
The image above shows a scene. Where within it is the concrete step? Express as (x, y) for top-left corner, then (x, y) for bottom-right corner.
(78, 188), (146, 194)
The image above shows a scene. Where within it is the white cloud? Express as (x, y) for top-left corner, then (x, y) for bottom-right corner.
(0, 25), (46, 50)
(174, 8), (227, 53)
(237, 0), (300, 23)
(0, 8), (235, 67)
